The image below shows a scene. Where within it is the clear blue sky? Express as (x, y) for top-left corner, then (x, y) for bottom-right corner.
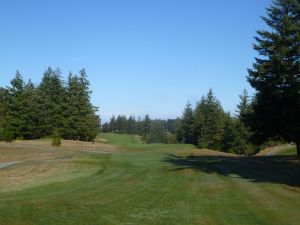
(0, 0), (271, 122)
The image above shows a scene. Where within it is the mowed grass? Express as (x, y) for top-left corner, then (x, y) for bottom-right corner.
(98, 133), (142, 146)
(275, 146), (297, 156)
(0, 135), (300, 225)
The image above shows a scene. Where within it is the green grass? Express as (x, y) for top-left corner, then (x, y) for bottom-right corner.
(98, 133), (142, 146)
(98, 132), (194, 152)
(275, 146), (297, 156)
(0, 134), (300, 225)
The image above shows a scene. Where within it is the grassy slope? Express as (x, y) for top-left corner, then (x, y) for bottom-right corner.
(98, 133), (142, 146)
(275, 146), (297, 156)
(0, 135), (300, 225)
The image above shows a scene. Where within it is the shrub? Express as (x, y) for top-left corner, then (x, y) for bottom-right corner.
(52, 130), (61, 147)
(0, 129), (14, 142)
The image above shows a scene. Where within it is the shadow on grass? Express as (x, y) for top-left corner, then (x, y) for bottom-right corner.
(163, 154), (300, 187)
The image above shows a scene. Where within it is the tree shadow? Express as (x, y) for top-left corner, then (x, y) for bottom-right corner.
(163, 153), (300, 187)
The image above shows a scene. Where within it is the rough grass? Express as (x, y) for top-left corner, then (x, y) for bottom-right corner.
(256, 144), (298, 157)
(98, 133), (142, 146)
(0, 136), (300, 225)
(275, 146), (297, 156)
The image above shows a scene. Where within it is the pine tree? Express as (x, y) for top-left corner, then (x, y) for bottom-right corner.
(19, 80), (39, 139)
(101, 122), (110, 133)
(115, 115), (128, 134)
(194, 89), (225, 150)
(0, 87), (8, 140)
(3, 71), (25, 138)
(146, 120), (167, 143)
(127, 116), (137, 134)
(36, 67), (67, 137)
(1, 68), (100, 142)
(221, 113), (254, 155)
(236, 89), (252, 124)
(109, 116), (116, 133)
(176, 102), (196, 144)
(247, 0), (300, 156)
(64, 69), (100, 141)
(136, 116), (143, 135)
(142, 115), (151, 141)
(63, 72), (80, 139)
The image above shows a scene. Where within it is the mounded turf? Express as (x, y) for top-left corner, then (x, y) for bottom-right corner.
(0, 134), (299, 225)
(275, 146), (297, 156)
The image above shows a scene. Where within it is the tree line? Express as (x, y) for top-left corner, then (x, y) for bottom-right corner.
(0, 0), (299, 156)
(102, 0), (300, 157)
(178, 0), (300, 156)
(176, 89), (255, 155)
(0, 67), (100, 142)
(102, 115), (177, 144)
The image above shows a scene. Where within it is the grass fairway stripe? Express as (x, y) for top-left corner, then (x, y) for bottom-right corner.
(0, 134), (299, 225)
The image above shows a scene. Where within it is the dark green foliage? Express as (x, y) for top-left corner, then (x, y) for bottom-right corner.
(2, 71), (25, 139)
(127, 116), (137, 134)
(101, 122), (110, 133)
(104, 115), (175, 144)
(19, 80), (40, 139)
(115, 115), (128, 134)
(176, 102), (196, 144)
(63, 69), (100, 141)
(165, 133), (177, 144)
(236, 89), (252, 124)
(176, 89), (255, 155)
(0, 88), (8, 140)
(1, 128), (14, 142)
(142, 115), (151, 138)
(247, 0), (300, 156)
(166, 119), (177, 133)
(194, 89), (224, 150)
(219, 90), (255, 155)
(143, 119), (167, 144)
(0, 68), (100, 142)
(36, 67), (67, 137)
(52, 130), (61, 146)
(221, 114), (254, 155)
(108, 116), (116, 133)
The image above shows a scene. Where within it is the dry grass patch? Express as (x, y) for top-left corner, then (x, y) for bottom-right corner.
(0, 139), (118, 192)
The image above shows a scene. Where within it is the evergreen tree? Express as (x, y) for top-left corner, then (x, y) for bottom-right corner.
(194, 89), (224, 150)
(146, 120), (167, 143)
(0, 68), (100, 142)
(115, 115), (128, 134)
(101, 122), (110, 133)
(166, 119), (177, 133)
(247, 0), (300, 156)
(64, 69), (100, 141)
(0, 87), (8, 140)
(127, 116), (137, 134)
(176, 102), (196, 144)
(136, 116), (143, 135)
(236, 89), (252, 123)
(3, 71), (25, 138)
(63, 72), (79, 139)
(142, 115), (151, 140)
(221, 113), (254, 155)
(36, 67), (67, 137)
(19, 80), (39, 139)
(109, 116), (116, 133)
